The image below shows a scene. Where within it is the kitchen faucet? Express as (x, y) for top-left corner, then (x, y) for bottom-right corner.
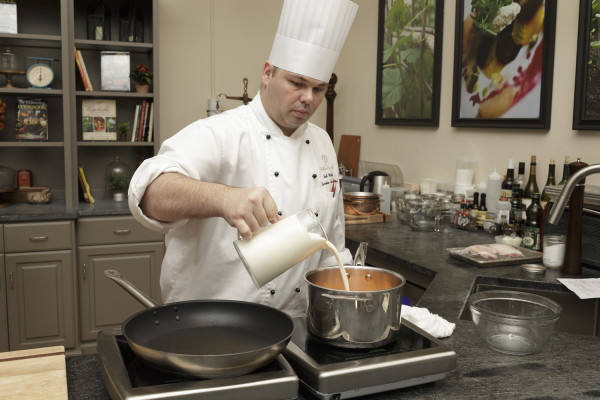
(547, 161), (600, 275)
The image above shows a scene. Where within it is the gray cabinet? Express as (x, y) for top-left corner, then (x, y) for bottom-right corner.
(0, 0), (159, 209)
(3, 221), (77, 351)
(77, 216), (163, 351)
(0, 226), (7, 352)
(71, 0), (159, 203)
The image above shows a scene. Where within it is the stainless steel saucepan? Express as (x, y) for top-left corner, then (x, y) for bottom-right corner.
(305, 243), (406, 348)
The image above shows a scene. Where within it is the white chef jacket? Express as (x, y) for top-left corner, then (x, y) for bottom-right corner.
(128, 92), (352, 316)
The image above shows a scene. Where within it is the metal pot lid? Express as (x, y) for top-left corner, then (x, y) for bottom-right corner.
(343, 192), (381, 199)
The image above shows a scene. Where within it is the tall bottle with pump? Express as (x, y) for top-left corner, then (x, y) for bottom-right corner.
(522, 193), (543, 250)
(541, 159), (556, 204)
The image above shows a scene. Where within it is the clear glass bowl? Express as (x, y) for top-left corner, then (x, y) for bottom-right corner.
(468, 290), (562, 355)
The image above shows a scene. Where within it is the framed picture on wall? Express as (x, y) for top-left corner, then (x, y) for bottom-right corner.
(451, 0), (556, 129)
(375, 0), (444, 126)
(573, 0), (600, 130)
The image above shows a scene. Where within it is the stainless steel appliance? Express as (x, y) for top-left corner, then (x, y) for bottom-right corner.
(97, 329), (299, 400)
(98, 316), (456, 400)
(283, 316), (456, 400)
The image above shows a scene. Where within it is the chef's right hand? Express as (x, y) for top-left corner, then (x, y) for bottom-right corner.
(221, 187), (280, 239)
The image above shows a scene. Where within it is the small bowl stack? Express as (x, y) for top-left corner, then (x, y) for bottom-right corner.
(468, 290), (562, 355)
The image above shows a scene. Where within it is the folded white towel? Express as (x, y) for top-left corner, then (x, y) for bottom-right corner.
(401, 305), (455, 338)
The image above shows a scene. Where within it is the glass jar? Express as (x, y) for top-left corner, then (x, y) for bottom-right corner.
(397, 192), (418, 224)
(542, 235), (566, 269)
(105, 156), (131, 201)
(408, 200), (439, 232)
(435, 198), (455, 233)
(0, 47), (17, 71)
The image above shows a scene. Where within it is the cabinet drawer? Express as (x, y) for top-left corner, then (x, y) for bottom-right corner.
(0, 225), (4, 252)
(4, 221), (73, 253)
(78, 216), (163, 246)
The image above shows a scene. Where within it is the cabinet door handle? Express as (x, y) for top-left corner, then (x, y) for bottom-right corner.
(29, 235), (49, 242)
(113, 229), (131, 235)
(9, 271), (13, 289)
(82, 263), (86, 280)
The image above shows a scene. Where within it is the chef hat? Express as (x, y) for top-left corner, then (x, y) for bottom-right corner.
(269, 0), (358, 82)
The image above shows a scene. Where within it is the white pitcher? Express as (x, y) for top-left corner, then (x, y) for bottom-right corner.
(233, 209), (327, 288)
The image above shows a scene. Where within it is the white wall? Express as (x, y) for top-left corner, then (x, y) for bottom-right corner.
(157, 0), (600, 187)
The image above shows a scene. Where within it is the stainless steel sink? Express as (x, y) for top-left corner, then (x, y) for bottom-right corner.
(460, 276), (600, 337)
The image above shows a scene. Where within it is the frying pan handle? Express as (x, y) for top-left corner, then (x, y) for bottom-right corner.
(104, 269), (159, 309)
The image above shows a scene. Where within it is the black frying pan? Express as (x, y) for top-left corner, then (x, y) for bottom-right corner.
(104, 269), (294, 379)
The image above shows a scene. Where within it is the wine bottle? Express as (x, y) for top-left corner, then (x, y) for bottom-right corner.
(558, 156), (570, 185)
(515, 161), (526, 187)
(522, 193), (543, 250)
(501, 159), (515, 200)
(510, 186), (523, 235)
(541, 159), (556, 204)
(523, 155), (540, 199)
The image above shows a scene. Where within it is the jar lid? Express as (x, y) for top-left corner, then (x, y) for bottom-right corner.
(521, 263), (546, 274)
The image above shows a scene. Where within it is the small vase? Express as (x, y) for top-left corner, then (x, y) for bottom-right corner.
(135, 84), (149, 93)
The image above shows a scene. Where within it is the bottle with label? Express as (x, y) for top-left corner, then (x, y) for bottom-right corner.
(472, 192), (479, 211)
(515, 161), (526, 188)
(495, 193), (511, 224)
(541, 159), (556, 204)
(522, 193), (543, 250)
(523, 155), (540, 199)
(456, 201), (470, 229)
(501, 159), (515, 200)
(510, 186), (523, 235)
(558, 156), (570, 185)
(478, 193), (488, 215)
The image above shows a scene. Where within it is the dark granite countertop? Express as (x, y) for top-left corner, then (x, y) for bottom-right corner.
(0, 198), (132, 222)
(65, 217), (600, 399)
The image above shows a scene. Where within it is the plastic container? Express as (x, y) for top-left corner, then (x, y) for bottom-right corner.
(487, 168), (502, 215)
(380, 183), (391, 214)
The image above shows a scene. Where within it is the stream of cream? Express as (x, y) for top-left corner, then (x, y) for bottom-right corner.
(324, 239), (350, 291)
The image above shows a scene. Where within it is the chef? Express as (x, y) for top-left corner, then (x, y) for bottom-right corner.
(128, 0), (358, 315)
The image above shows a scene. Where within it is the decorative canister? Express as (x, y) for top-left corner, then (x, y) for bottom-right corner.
(17, 169), (32, 188)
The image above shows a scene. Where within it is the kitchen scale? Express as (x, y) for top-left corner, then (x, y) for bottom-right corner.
(283, 316), (457, 400)
(97, 329), (299, 400)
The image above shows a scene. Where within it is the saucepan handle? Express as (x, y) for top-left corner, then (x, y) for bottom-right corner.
(353, 242), (368, 266)
(104, 269), (159, 309)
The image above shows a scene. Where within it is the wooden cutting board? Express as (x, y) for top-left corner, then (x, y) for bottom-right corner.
(337, 135), (361, 177)
(0, 346), (68, 400)
(345, 212), (392, 225)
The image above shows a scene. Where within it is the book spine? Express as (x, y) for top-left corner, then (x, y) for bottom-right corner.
(77, 50), (94, 91)
(137, 100), (147, 142)
(146, 102), (154, 142)
(74, 47), (91, 92)
(141, 101), (151, 141)
(131, 104), (141, 142)
(78, 166), (95, 204)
